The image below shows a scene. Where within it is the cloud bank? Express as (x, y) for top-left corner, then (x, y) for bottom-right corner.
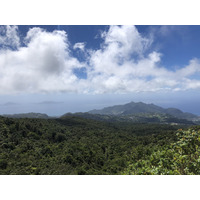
(0, 25), (200, 94)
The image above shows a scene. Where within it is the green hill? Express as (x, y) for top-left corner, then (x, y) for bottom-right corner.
(62, 112), (195, 125)
(0, 115), (184, 175)
(89, 101), (199, 122)
(0, 111), (199, 175)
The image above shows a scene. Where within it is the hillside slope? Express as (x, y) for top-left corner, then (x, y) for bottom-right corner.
(0, 116), (181, 174)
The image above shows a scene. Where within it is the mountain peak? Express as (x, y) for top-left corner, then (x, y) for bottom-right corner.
(89, 101), (199, 121)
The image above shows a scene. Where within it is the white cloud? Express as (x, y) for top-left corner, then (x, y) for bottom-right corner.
(176, 58), (200, 77)
(0, 26), (83, 94)
(103, 25), (151, 57)
(0, 25), (200, 95)
(73, 42), (86, 51)
(0, 25), (20, 49)
(85, 25), (200, 93)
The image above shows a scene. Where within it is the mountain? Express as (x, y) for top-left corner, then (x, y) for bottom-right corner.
(89, 101), (200, 122)
(164, 108), (197, 120)
(89, 102), (164, 115)
(2, 112), (50, 119)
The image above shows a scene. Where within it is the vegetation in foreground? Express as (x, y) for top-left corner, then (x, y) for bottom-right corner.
(123, 127), (200, 175)
(0, 115), (199, 175)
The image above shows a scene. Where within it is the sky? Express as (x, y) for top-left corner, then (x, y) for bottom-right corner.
(1, 25), (200, 115)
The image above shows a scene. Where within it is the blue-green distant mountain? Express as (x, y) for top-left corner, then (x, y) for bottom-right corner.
(89, 102), (199, 122)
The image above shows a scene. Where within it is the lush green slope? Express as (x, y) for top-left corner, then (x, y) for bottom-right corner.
(63, 112), (194, 125)
(0, 116), (182, 175)
(123, 127), (200, 175)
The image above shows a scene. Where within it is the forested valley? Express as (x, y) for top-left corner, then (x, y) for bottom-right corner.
(0, 115), (199, 175)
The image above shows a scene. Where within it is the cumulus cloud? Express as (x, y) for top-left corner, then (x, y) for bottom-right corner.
(0, 26), (83, 94)
(0, 25), (200, 95)
(85, 26), (176, 93)
(0, 25), (20, 49)
(85, 26), (200, 93)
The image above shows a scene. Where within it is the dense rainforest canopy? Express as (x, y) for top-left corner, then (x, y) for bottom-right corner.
(0, 115), (199, 175)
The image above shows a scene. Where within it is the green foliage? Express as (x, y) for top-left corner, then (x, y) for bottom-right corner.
(63, 112), (195, 125)
(123, 127), (200, 175)
(0, 115), (193, 175)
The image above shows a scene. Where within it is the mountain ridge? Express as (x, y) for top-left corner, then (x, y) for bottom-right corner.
(1, 101), (199, 124)
(88, 101), (199, 121)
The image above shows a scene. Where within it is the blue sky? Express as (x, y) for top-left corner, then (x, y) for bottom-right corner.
(1, 25), (200, 115)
